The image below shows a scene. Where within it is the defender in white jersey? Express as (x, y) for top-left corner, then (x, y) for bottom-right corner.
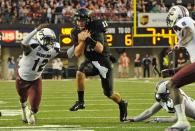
(161, 5), (195, 131)
(16, 24), (71, 124)
(128, 80), (195, 123)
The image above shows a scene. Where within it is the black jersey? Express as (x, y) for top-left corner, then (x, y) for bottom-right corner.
(71, 19), (110, 61)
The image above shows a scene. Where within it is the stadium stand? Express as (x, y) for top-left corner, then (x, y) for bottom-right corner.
(0, 0), (193, 24)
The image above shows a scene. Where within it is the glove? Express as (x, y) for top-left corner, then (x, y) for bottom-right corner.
(109, 55), (117, 63)
(161, 68), (175, 78)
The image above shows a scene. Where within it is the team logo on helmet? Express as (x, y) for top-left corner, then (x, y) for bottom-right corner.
(36, 28), (56, 49)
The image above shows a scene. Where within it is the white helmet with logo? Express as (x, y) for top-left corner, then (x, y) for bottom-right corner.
(166, 5), (189, 27)
(155, 80), (170, 102)
(36, 28), (56, 47)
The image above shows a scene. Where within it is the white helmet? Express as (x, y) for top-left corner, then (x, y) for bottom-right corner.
(36, 28), (56, 47)
(166, 5), (189, 27)
(155, 80), (170, 102)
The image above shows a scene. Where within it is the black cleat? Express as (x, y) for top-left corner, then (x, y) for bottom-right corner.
(69, 101), (85, 111)
(0, 112), (1, 116)
(119, 100), (128, 122)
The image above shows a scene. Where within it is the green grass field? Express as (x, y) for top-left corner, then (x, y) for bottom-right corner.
(0, 78), (195, 131)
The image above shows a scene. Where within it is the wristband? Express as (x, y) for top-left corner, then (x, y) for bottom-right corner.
(86, 37), (97, 48)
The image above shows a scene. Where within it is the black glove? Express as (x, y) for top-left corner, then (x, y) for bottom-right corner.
(109, 55), (117, 63)
(161, 68), (176, 78)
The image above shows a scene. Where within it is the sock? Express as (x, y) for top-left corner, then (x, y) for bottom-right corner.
(174, 103), (187, 122)
(118, 99), (124, 106)
(78, 91), (84, 102)
(21, 101), (27, 108)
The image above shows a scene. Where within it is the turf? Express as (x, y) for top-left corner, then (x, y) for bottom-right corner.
(0, 78), (194, 131)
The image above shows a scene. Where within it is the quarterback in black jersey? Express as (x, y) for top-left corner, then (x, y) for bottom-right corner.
(69, 8), (128, 122)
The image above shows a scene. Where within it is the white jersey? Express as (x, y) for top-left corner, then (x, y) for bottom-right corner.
(160, 89), (194, 113)
(18, 39), (60, 81)
(174, 17), (195, 62)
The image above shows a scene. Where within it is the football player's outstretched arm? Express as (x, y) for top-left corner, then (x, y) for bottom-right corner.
(94, 41), (103, 53)
(148, 115), (177, 123)
(20, 23), (49, 54)
(129, 102), (162, 122)
(56, 45), (75, 59)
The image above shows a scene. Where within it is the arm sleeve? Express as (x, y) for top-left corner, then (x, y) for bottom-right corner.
(21, 29), (37, 45)
(133, 102), (162, 122)
(154, 115), (177, 123)
(67, 45), (75, 58)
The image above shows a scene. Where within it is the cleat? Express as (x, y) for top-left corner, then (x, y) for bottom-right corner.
(27, 113), (35, 125)
(21, 106), (28, 123)
(119, 100), (128, 122)
(21, 106), (35, 124)
(69, 101), (85, 111)
(0, 112), (1, 116)
(165, 121), (191, 131)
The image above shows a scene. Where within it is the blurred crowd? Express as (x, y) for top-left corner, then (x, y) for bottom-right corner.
(0, 0), (132, 24)
(0, 0), (194, 24)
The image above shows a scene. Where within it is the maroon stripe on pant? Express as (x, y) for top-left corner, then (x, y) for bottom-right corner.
(171, 62), (195, 88)
(15, 70), (42, 113)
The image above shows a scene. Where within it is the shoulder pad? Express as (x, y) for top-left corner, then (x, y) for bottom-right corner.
(87, 19), (108, 33)
(175, 17), (194, 29)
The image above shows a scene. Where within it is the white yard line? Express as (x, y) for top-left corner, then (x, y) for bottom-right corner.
(2, 125), (195, 130)
(0, 97), (154, 100)
(0, 103), (153, 108)
(0, 116), (172, 121)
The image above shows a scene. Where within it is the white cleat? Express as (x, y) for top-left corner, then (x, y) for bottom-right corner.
(27, 112), (35, 125)
(165, 121), (191, 131)
(21, 106), (35, 124)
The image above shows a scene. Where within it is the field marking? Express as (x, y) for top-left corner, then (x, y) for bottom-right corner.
(0, 103), (154, 108)
(0, 116), (173, 121)
(2, 125), (195, 130)
(0, 97), (154, 100)
(0, 109), (21, 116)
(0, 125), (93, 131)
(0, 108), (147, 116)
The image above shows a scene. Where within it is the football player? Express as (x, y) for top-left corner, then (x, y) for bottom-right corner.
(128, 80), (195, 123)
(69, 8), (128, 122)
(160, 5), (195, 130)
(16, 24), (71, 124)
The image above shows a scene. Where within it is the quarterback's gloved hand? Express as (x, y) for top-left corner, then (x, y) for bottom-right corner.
(109, 55), (117, 63)
(161, 68), (176, 78)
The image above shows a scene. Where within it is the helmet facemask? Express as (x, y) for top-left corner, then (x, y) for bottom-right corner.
(155, 80), (170, 102)
(166, 5), (189, 27)
(36, 28), (56, 50)
(41, 36), (55, 49)
(74, 8), (91, 29)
